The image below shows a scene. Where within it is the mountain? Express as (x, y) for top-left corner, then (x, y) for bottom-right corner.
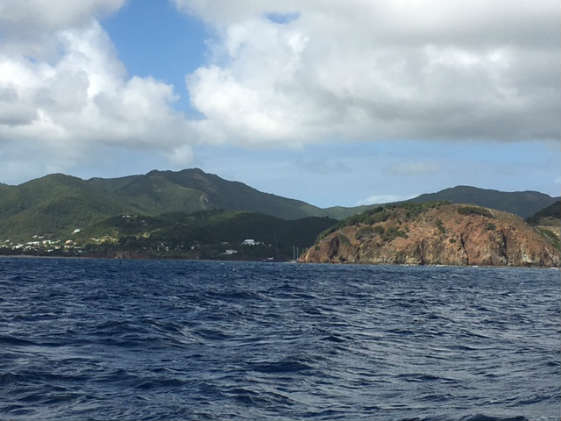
(0, 169), (326, 241)
(300, 202), (560, 267)
(0, 174), (126, 241)
(7, 210), (335, 260)
(88, 169), (324, 219)
(311, 185), (560, 221)
(0, 169), (558, 242)
(526, 200), (560, 225)
(320, 204), (373, 220)
(526, 201), (560, 250)
(406, 186), (559, 218)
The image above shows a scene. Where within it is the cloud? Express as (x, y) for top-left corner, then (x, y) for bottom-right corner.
(0, 0), (125, 30)
(388, 162), (440, 176)
(0, 1), (201, 179)
(0, 0), (126, 58)
(176, 0), (560, 145)
(0, 22), (191, 147)
(1, 0), (559, 184)
(356, 194), (415, 206)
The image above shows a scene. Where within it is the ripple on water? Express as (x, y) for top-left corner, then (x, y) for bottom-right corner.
(0, 257), (559, 421)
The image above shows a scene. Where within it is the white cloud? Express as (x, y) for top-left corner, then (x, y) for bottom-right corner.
(0, 1), (200, 179)
(356, 194), (415, 206)
(177, 0), (560, 145)
(0, 0), (126, 58)
(1, 0), (559, 183)
(0, 0), (124, 30)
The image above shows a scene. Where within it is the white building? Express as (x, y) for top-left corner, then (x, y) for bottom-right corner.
(241, 239), (261, 246)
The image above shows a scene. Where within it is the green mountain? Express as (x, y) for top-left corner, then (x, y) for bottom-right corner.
(526, 200), (560, 225)
(406, 186), (559, 218)
(88, 169), (323, 219)
(71, 210), (337, 260)
(319, 186), (560, 220)
(78, 210), (334, 246)
(320, 204), (373, 220)
(0, 169), (326, 241)
(0, 169), (558, 243)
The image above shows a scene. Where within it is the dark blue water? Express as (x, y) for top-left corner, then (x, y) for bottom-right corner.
(0, 258), (559, 421)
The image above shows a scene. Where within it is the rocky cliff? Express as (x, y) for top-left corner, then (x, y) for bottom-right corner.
(299, 203), (560, 267)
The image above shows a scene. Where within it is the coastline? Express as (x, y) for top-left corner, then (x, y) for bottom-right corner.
(2, 252), (558, 269)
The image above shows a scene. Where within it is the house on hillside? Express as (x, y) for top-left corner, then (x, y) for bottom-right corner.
(241, 239), (261, 246)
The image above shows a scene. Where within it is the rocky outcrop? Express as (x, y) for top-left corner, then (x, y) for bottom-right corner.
(299, 203), (560, 267)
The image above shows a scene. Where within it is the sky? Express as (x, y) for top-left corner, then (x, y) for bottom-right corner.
(0, 0), (559, 207)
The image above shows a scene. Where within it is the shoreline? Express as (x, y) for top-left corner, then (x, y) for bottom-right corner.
(1, 253), (558, 269)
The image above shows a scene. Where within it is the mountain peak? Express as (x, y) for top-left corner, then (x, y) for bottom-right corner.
(146, 168), (207, 177)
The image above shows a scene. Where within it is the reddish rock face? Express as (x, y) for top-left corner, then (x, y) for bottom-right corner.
(300, 204), (560, 267)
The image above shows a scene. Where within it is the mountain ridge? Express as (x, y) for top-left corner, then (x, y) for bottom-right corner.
(407, 185), (559, 218)
(0, 168), (558, 242)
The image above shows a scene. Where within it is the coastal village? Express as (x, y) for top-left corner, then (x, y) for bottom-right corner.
(0, 232), (268, 259)
(0, 235), (84, 255)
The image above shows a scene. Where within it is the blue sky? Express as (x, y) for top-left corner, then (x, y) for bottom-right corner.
(0, 0), (559, 207)
(102, 1), (207, 116)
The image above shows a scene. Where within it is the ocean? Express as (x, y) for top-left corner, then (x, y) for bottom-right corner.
(0, 257), (559, 420)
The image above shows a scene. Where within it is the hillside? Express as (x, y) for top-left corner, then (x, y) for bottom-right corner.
(318, 185), (560, 220)
(3, 210), (336, 261)
(526, 201), (560, 250)
(0, 169), (558, 243)
(0, 169), (326, 241)
(299, 202), (560, 267)
(526, 201), (560, 225)
(407, 186), (559, 218)
(88, 169), (324, 219)
(0, 174), (126, 241)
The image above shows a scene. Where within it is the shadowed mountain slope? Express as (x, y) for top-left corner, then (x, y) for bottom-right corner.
(407, 185), (559, 219)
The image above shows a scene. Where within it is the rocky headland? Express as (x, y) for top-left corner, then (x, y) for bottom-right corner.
(299, 202), (560, 267)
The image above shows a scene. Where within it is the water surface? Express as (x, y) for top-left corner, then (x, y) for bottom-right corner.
(0, 258), (559, 420)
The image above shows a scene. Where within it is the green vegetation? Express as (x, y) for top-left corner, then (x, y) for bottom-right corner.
(526, 201), (560, 225)
(1, 168), (558, 259)
(537, 228), (560, 250)
(0, 169), (338, 242)
(318, 201), (447, 240)
(345, 206), (387, 226)
(73, 210), (337, 260)
(409, 185), (559, 218)
(392, 201), (449, 219)
(381, 226), (408, 242)
(457, 206), (494, 218)
(525, 201), (560, 251)
(486, 223), (496, 231)
(337, 234), (351, 246)
(355, 226), (374, 240)
(435, 218), (446, 234)
(322, 186), (559, 220)
(0, 208), (337, 260)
